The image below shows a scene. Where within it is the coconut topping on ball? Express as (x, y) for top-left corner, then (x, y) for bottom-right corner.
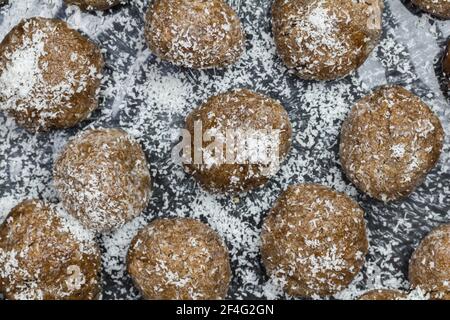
(145, 0), (245, 69)
(53, 128), (152, 234)
(272, 0), (383, 80)
(261, 184), (368, 297)
(0, 17), (104, 131)
(340, 85), (444, 202)
(0, 199), (101, 300)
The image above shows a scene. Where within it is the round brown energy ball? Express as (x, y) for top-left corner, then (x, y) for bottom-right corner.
(411, 0), (450, 19)
(64, 0), (124, 11)
(144, 0), (245, 69)
(0, 17), (104, 132)
(272, 0), (383, 80)
(409, 224), (450, 300)
(183, 89), (292, 193)
(127, 218), (231, 300)
(359, 289), (407, 300)
(53, 128), (152, 234)
(0, 200), (101, 300)
(340, 85), (444, 202)
(261, 184), (368, 297)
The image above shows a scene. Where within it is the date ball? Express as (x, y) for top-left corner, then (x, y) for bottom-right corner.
(409, 224), (450, 300)
(65, 0), (124, 10)
(144, 0), (245, 69)
(359, 289), (407, 300)
(183, 89), (292, 193)
(340, 85), (444, 202)
(0, 17), (104, 131)
(272, 0), (383, 80)
(53, 128), (152, 234)
(0, 200), (101, 300)
(261, 184), (368, 297)
(411, 0), (450, 19)
(127, 218), (231, 300)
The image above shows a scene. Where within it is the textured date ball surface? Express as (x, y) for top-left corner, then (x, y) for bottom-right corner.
(409, 224), (450, 300)
(261, 184), (368, 297)
(144, 0), (244, 69)
(340, 85), (444, 202)
(0, 17), (104, 131)
(272, 0), (383, 80)
(359, 289), (407, 300)
(65, 0), (124, 10)
(0, 200), (101, 300)
(53, 128), (152, 234)
(183, 89), (292, 193)
(411, 0), (450, 19)
(127, 218), (231, 300)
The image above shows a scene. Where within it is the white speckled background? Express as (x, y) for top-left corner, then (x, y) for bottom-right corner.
(0, 0), (449, 299)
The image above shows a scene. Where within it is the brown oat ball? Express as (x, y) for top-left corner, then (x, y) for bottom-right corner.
(409, 224), (450, 300)
(272, 0), (383, 80)
(144, 0), (245, 69)
(261, 184), (368, 297)
(65, 0), (124, 10)
(53, 128), (152, 234)
(0, 200), (101, 300)
(0, 17), (104, 132)
(127, 218), (231, 300)
(359, 289), (407, 300)
(411, 0), (450, 19)
(183, 89), (292, 193)
(340, 85), (444, 202)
